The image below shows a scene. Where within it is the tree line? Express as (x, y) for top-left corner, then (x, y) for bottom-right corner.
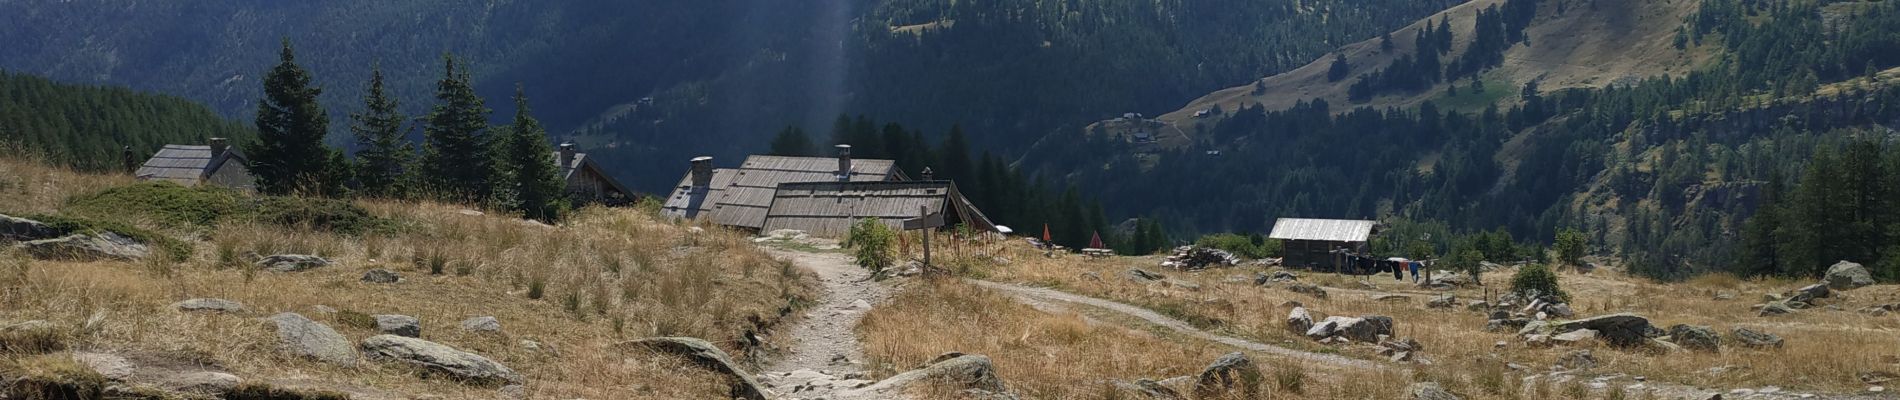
(0, 71), (252, 170)
(246, 40), (568, 221)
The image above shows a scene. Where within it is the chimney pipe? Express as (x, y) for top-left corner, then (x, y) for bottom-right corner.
(835, 144), (853, 182)
(690, 156), (714, 188)
(921, 166), (935, 181)
(208, 138), (228, 158)
(559, 142), (578, 170)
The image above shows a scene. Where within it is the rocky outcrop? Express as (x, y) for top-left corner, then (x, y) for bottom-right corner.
(18, 232), (149, 261)
(1824, 261), (1874, 290)
(72, 352), (242, 397)
(267, 313), (356, 366)
(461, 316), (501, 332)
(361, 269), (401, 284)
(172, 298), (244, 313)
(1667, 324), (1720, 352)
(0, 214), (62, 242)
(1552, 313), (1652, 347)
(1786, 283), (1831, 304)
(1193, 352), (1261, 398)
(838, 354), (1012, 399)
(374, 315), (421, 338)
(1731, 327), (1784, 349)
(258, 254), (331, 272)
(1286, 307), (1314, 333)
(618, 337), (765, 400)
(361, 335), (522, 385)
(1339, 316), (1394, 343)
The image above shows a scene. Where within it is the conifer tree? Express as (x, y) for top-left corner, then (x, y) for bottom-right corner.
(767, 126), (815, 156)
(251, 39), (343, 195)
(349, 64), (413, 198)
(418, 55), (494, 202)
(494, 84), (565, 221)
(939, 124), (974, 182)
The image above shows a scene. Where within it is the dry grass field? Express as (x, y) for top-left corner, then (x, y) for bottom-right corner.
(0, 156), (819, 399)
(959, 241), (1900, 398)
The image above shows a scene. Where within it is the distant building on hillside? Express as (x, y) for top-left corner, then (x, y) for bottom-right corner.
(134, 138), (255, 191)
(662, 144), (997, 237)
(553, 142), (635, 206)
(1269, 218), (1377, 270)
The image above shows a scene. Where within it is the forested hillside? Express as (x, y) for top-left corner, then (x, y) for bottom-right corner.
(0, 71), (252, 170)
(1035, 0), (1900, 280)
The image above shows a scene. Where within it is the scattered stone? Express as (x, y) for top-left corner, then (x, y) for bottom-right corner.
(258, 254), (331, 272)
(1305, 316), (1349, 339)
(18, 232), (149, 261)
(1286, 283), (1328, 299)
(1545, 303), (1575, 318)
(1553, 313), (1653, 348)
(361, 269), (401, 283)
(1266, 271), (1299, 283)
(267, 313), (356, 366)
(1552, 329), (1598, 346)
(1162, 246), (1241, 271)
(0, 213), (61, 242)
(1786, 284), (1831, 305)
(1408, 382), (1462, 400)
(1759, 302), (1795, 316)
(1860, 371), (1898, 385)
(1378, 338), (1423, 362)
(1286, 307), (1314, 333)
(497, 384), (527, 400)
(838, 354), (1011, 399)
(1466, 300), (1491, 312)
(1824, 261), (1874, 290)
(1193, 352), (1262, 398)
(1110, 379), (1183, 399)
(363, 334), (522, 385)
(1559, 350), (1598, 370)
(1126, 268), (1166, 282)
(1668, 324), (1721, 352)
(461, 316), (501, 332)
(1338, 316), (1394, 343)
(172, 298), (244, 313)
(1730, 327), (1783, 349)
(1278, 301), (1304, 309)
(374, 314), (421, 338)
(1427, 295), (1458, 309)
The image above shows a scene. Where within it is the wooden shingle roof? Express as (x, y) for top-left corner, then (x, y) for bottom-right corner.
(135, 145), (245, 186)
(662, 155), (901, 229)
(762, 181), (996, 237)
(1268, 218), (1376, 242)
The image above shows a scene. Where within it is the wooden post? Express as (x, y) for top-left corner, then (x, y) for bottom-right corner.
(921, 205), (932, 268)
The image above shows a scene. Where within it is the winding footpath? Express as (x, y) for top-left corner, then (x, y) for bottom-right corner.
(759, 249), (890, 399)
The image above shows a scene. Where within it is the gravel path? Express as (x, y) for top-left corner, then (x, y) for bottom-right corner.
(760, 249), (890, 398)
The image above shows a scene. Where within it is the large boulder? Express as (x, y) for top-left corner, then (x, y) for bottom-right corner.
(1408, 382), (1463, 400)
(258, 254), (331, 272)
(0, 214), (62, 242)
(1193, 352), (1261, 398)
(18, 233), (149, 261)
(267, 313), (356, 366)
(1109, 379), (1183, 399)
(1825, 261), (1875, 290)
(1286, 307), (1314, 333)
(618, 337), (765, 400)
(1667, 324), (1721, 352)
(1338, 316), (1394, 343)
(374, 314), (421, 338)
(1305, 316), (1351, 339)
(1730, 327), (1784, 349)
(173, 298), (245, 313)
(1786, 283), (1831, 304)
(1553, 313), (1652, 347)
(838, 354), (1012, 399)
(362, 335), (522, 385)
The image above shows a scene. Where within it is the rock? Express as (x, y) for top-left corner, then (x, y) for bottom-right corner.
(1467, 300), (1491, 312)
(1552, 329), (1598, 346)
(1553, 313), (1653, 348)
(1730, 327), (1783, 349)
(1110, 379), (1183, 399)
(1524, 334), (1552, 348)
(1305, 316), (1350, 339)
(1786, 284), (1831, 304)
(839, 354), (1011, 399)
(618, 337), (764, 399)
(1545, 303), (1575, 318)
(461, 316), (501, 332)
(1759, 302), (1795, 316)
(1860, 371), (1898, 385)
(1287, 283), (1328, 299)
(1080, 271), (1103, 281)
(0, 213), (62, 242)
(1409, 382), (1462, 400)
(850, 299), (873, 310)
(1278, 301), (1304, 309)
(1286, 307), (1314, 333)
(497, 384), (527, 400)
(267, 313), (356, 366)
(258, 254), (331, 272)
(1825, 261), (1875, 290)
(1371, 293), (1411, 302)
(1647, 338), (1685, 353)
(1427, 295), (1458, 309)
(1267, 271), (1299, 282)
(172, 298), (245, 313)
(374, 314), (421, 338)
(72, 352), (242, 396)
(18, 233), (149, 261)
(1517, 320), (1552, 337)
(1339, 316), (1394, 343)
(1559, 350), (1598, 370)
(1126, 268), (1166, 282)
(362, 335), (522, 385)
(1193, 352), (1261, 398)
(1668, 324), (1721, 352)
(361, 269), (401, 283)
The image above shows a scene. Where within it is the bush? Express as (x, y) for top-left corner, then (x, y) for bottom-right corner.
(60, 181), (394, 235)
(251, 196), (389, 235)
(1194, 233), (1281, 259)
(845, 218), (896, 276)
(1510, 264), (1569, 301)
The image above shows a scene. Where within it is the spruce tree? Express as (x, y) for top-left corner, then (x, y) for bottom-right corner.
(767, 126), (815, 156)
(495, 84), (565, 221)
(940, 124), (974, 182)
(418, 55), (494, 202)
(250, 39), (343, 195)
(1327, 54), (1351, 82)
(349, 64), (413, 198)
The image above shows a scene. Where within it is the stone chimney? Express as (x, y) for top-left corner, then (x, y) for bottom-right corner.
(921, 167), (935, 181)
(690, 156), (714, 188)
(834, 144), (853, 182)
(558, 142), (578, 170)
(208, 137), (228, 158)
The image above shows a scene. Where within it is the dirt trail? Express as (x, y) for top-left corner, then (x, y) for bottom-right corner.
(760, 249), (890, 398)
(972, 279), (1887, 400)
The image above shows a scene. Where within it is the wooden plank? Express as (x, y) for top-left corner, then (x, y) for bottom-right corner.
(902, 212), (945, 230)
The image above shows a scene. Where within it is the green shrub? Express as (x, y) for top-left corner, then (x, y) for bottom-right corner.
(1510, 264), (1569, 301)
(845, 218), (896, 276)
(1194, 233), (1281, 259)
(250, 196), (389, 235)
(62, 181), (243, 228)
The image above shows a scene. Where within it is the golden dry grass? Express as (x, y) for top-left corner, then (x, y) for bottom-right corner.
(971, 241), (1900, 397)
(0, 156), (819, 399)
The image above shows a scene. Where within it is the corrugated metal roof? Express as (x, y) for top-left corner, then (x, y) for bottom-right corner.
(1268, 218), (1376, 242)
(135, 145), (245, 186)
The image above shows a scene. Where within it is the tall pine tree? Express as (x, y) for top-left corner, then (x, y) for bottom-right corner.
(251, 39), (344, 195)
(349, 64), (413, 198)
(495, 84), (566, 221)
(419, 55), (494, 202)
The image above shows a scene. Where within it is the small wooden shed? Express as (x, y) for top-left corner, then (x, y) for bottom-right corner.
(1269, 218), (1376, 271)
(134, 138), (255, 191)
(553, 143), (634, 206)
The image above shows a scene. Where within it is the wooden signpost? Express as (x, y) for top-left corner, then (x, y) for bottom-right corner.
(903, 205), (945, 267)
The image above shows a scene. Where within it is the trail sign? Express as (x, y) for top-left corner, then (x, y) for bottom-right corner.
(902, 212), (944, 231)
